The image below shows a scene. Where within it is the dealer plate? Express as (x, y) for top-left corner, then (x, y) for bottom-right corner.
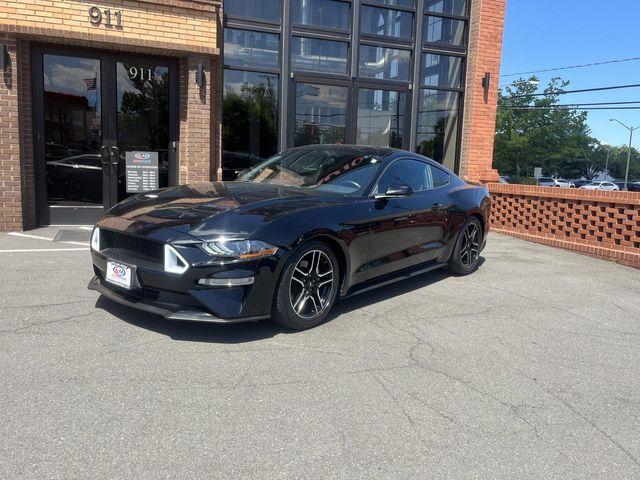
(105, 260), (133, 290)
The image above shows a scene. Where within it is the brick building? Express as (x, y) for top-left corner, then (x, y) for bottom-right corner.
(0, 0), (505, 230)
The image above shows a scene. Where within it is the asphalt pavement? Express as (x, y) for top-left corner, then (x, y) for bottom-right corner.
(1, 229), (639, 479)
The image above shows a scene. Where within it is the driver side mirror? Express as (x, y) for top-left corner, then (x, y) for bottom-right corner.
(375, 183), (413, 199)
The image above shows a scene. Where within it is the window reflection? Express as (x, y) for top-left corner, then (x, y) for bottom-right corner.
(421, 53), (462, 88)
(357, 88), (405, 148)
(223, 70), (278, 162)
(116, 62), (170, 202)
(424, 15), (466, 47)
(292, 0), (350, 30)
(43, 54), (103, 206)
(225, 0), (281, 23)
(361, 6), (413, 39)
(359, 45), (411, 81)
(426, 0), (467, 17)
(291, 36), (348, 74)
(295, 83), (348, 146)
(416, 89), (459, 170)
(366, 0), (415, 7)
(224, 28), (280, 70)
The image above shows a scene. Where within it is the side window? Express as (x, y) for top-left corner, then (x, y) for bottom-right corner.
(429, 165), (450, 188)
(375, 159), (431, 194)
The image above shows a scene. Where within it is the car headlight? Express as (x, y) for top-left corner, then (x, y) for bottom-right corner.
(201, 240), (278, 259)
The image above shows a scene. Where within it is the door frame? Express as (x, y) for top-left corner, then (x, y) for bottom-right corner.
(288, 74), (412, 149)
(32, 44), (180, 226)
(288, 74), (352, 149)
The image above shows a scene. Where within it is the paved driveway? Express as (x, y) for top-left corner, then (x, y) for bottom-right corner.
(1, 230), (639, 479)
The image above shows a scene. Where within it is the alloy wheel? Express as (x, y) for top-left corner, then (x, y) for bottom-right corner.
(289, 250), (334, 319)
(460, 223), (480, 268)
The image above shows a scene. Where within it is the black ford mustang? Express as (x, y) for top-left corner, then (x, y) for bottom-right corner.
(89, 145), (490, 330)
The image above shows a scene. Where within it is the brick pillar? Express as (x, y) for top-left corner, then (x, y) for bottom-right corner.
(459, 0), (506, 183)
(179, 55), (215, 184)
(0, 34), (23, 231)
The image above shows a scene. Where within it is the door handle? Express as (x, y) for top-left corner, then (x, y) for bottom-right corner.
(432, 202), (445, 208)
(110, 146), (120, 166)
(100, 145), (110, 166)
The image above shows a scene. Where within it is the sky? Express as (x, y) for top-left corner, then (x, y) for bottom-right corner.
(500, 0), (640, 148)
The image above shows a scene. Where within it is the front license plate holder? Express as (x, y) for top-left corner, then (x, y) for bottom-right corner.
(105, 260), (136, 290)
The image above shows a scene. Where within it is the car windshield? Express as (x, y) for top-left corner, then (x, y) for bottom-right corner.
(239, 147), (385, 196)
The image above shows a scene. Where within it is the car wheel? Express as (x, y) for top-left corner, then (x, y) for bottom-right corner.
(272, 241), (339, 330)
(447, 217), (483, 276)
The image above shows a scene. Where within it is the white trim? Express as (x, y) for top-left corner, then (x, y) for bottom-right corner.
(164, 244), (189, 274)
(49, 205), (103, 209)
(0, 248), (88, 253)
(8, 232), (53, 241)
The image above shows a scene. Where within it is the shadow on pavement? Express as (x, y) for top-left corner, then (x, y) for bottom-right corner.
(96, 258), (484, 343)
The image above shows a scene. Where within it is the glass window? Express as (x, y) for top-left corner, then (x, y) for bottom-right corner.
(294, 83), (348, 146)
(224, 28), (280, 70)
(366, 0), (415, 7)
(292, 0), (350, 30)
(223, 70), (279, 161)
(291, 36), (348, 74)
(429, 164), (450, 187)
(376, 160), (430, 193)
(359, 45), (411, 81)
(356, 89), (405, 148)
(424, 15), (466, 47)
(425, 0), (467, 17)
(225, 0), (281, 23)
(421, 53), (462, 88)
(416, 89), (459, 171)
(361, 6), (413, 40)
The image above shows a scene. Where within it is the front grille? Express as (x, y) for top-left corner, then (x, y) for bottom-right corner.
(100, 229), (164, 266)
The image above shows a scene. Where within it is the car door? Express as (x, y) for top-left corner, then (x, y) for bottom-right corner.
(364, 159), (451, 281)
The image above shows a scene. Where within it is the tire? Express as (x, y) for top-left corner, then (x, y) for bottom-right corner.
(447, 217), (483, 276)
(272, 240), (340, 330)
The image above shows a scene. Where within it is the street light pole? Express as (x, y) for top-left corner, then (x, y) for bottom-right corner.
(609, 118), (638, 190)
(600, 143), (611, 181)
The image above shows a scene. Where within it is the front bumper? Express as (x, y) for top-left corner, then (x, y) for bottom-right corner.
(88, 276), (267, 323)
(89, 229), (285, 323)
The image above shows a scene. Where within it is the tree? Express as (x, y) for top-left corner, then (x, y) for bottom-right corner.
(223, 82), (277, 159)
(493, 77), (597, 180)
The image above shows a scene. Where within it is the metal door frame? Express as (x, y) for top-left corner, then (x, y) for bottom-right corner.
(32, 44), (179, 225)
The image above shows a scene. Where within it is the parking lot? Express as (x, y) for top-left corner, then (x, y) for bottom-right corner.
(1, 229), (639, 479)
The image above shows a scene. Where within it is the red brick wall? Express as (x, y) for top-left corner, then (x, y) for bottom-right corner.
(460, 0), (506, 183)
(17, 39), (34, 230)
(489, 184), (640, 268)
(0, 34), (23, 230)
(179, 55), (215, 184)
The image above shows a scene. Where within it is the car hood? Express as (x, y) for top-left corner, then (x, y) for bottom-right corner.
(96, 182), (349, 241)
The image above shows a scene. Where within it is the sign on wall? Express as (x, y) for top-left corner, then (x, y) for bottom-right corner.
(125, 151), (159, 193)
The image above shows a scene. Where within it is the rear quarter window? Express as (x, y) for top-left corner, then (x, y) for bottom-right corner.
(429, 165), (450, 188)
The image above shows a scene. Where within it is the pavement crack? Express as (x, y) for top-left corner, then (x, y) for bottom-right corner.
(0, 311), (93, 333)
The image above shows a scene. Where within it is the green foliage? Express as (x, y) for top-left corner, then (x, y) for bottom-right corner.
(493, 77), (610, 181)
(223, 82), (278, 159)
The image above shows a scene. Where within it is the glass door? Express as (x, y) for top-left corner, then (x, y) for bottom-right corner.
(110, 58), (174, 205)
(35, 48), (177, 226)
(292, 78), (350, 147)
(41, 53), (106, 225)
(355, 85), (409, 149)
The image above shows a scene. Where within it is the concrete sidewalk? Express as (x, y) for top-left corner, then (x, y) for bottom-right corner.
(0, 231), (639, 479)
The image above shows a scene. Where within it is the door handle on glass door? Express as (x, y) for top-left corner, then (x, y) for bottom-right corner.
(100, 145), (110, 167)
(110, 146), (120, 166)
